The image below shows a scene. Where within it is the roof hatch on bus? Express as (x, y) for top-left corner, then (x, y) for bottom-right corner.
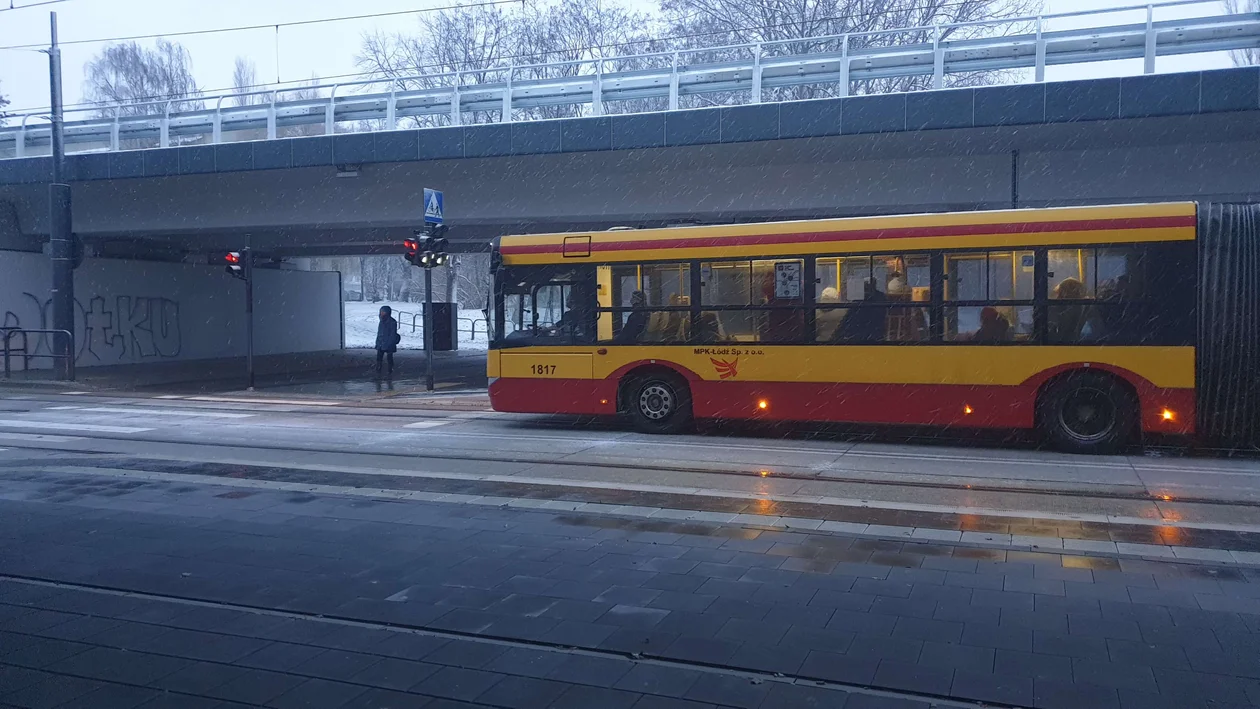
(563, 235), (592, 258)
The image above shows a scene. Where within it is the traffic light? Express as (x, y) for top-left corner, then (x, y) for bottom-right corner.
(222, 251), (245, 280)
(404, 229), (449, 269)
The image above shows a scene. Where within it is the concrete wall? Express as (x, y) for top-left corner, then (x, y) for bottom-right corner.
(4, 116), (1258, 257)
(1, 251), (342, 369)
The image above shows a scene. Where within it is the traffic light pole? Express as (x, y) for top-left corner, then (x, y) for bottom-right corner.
(244, 246), (255, 391)
(424, 265), (435, 391)
(406, 209), (445, 392)
(48, 12), (75, 381)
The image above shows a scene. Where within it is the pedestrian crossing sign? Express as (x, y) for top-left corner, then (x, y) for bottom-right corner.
(423, 188), (444, 225)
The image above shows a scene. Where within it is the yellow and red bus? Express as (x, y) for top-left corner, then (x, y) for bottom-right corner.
(487, 202), (1260, 453)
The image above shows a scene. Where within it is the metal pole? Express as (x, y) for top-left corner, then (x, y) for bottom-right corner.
(245, 245), (255, 391)
(1011, 150), (1020, 209)
(932, 23), (944, 90)
(48, 12), (75, 382)
(445, 257), (456, 304)
(424, 266), (435, 391)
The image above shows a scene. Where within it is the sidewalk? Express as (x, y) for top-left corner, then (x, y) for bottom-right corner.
(0, 349), (488, 400)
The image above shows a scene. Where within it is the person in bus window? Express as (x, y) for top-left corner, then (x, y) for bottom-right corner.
(666, 294), (690, 341)
(694, 311), (726, 343)
(555, 285), (596, 342)
(1093, 274), (1132, 340)
(885, 272), (928, 341)
(815, 287), (845, 341)
(1051, 277), (1089, 342)
(832, 279), (886, 343)
(971, 307), (1010, 343)
(613, 290), (649, 344)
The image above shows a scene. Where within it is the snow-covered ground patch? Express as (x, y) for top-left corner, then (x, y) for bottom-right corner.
(344, 301), (489, 351)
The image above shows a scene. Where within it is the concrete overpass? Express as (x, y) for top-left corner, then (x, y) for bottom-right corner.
(1, 67), (1259, 260)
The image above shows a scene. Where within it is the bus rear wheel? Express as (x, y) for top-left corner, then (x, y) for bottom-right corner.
(624, 373), (693, 434)
(1038, 372), (1136, 455)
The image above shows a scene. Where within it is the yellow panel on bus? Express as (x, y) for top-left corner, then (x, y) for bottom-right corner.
(500, 352), (594, 379)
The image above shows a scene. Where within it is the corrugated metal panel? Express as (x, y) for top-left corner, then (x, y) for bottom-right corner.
(1197, 203), (1260, 448)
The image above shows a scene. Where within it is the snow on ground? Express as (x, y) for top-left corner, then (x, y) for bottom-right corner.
(344, 301), (489, 351)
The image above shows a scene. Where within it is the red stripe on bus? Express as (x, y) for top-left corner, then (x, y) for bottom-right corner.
(498, 215), (1196, 255)
(487, 376), (1196, 435)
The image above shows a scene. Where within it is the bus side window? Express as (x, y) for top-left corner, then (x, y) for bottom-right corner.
(600, 263), (691, 344)
(944, 250), (1033, 343)
(1047, 247), (1144, 344)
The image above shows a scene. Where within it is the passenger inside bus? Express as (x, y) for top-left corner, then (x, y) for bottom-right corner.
(671, 296), (692, 341)
(1050, 276), (1110, 342)
(694, 311), (726, 343)
(884, 272), (928, 341)
(1094, 274), (1132, 338)
(971, 306), (1011, 342)
(613, 290), (649, 344)
(554, 284), (597, 341)
(815, 287), (845, 341)
(832, 279), (887, 343)
(645, 294), (690, 341)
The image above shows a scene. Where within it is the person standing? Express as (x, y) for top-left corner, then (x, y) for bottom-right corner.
(375, 306), (399, 375)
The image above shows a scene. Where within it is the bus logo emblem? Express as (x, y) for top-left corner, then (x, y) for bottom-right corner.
(711, 357), (739, 379)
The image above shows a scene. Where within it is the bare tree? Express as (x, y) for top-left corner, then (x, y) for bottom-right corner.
(1224, 0), (1259, 66)
(359, 0), (1033, 119)
(659, 0), (1037, 104)
(226, 57), (329, 138)
(231, 56), (263, 106)
(454, 254), (492, 310)
(357, 0), (659, 124)
(277, 75), (331, 137)
(84, 39), (203, 117)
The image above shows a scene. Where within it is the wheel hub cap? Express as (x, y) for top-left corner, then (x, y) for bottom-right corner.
(639, 384), (674, 420)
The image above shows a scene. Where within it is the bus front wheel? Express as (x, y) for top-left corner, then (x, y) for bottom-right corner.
(1038, 372), (1136, 455)
(624, 373), (693, 434)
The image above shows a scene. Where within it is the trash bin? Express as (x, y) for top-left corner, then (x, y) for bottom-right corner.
(428, 302), (458, 351)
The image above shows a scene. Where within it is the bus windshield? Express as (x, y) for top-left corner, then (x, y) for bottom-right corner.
(496, 265), (597, 348)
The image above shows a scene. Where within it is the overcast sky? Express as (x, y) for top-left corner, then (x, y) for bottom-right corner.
(0, 0), (1235, 115)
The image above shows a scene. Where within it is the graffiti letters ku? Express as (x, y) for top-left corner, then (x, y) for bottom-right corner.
(2, 293), (182, 362)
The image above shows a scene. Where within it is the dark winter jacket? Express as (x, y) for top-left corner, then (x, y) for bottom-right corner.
(375, 316), (399, 353)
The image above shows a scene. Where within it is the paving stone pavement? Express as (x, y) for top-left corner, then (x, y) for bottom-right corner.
(1, 473), (1260, 708)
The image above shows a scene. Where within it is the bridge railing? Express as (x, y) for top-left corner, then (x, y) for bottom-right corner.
(2, 0), (1257, 159)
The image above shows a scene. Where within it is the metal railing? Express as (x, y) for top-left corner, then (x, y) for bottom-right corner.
(2, 329), (75, 381)
(397, 310), (423, 334)
(459, 317), (486, 342)
(3, 0), (1256, 159)
(393, 311), (484, 343)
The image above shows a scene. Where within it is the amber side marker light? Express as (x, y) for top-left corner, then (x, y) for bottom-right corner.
(963, 405), (973, 415)
(757, 399), (769, 410)
(1161, 408), (1176, 422)
(599, 399), (609, 405)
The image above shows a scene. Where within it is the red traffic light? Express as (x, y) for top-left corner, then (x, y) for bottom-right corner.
(404, 238), (419, 251)
(225, 252), (241, 264)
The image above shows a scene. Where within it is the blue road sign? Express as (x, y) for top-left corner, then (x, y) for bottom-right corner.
(423, 188), (444, 225)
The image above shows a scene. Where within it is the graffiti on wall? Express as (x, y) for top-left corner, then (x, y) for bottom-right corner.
(2, 293), (182, 363)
